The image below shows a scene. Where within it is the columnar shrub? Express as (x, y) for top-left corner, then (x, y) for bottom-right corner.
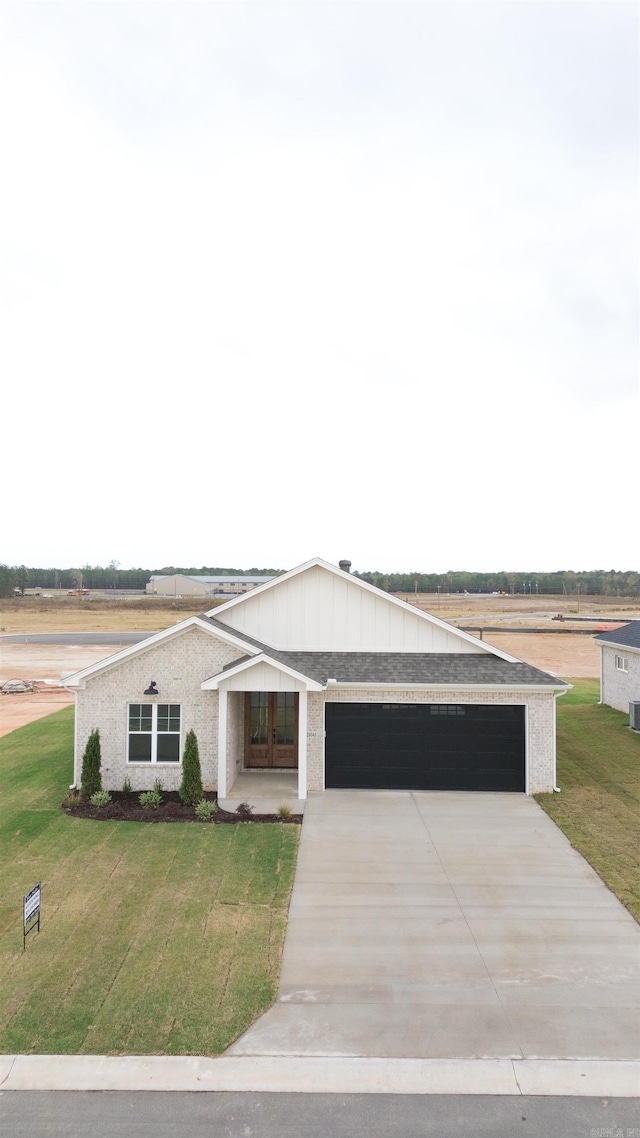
(80, 729), (102, 798)
(179, 729), (203, 805)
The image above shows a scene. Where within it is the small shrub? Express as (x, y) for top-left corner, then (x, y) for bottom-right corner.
(122, 776), (132, 796)
(277, 803), (293, 819)
(153, 778), (164, 796)
(194, 798), (217, 821)
(179, 730), (203, 805)
(80, 728), (102, 798)
(64, 790), (81, 808)
(90, 790), (112, 809)
(236, 801), (254, 818)
(139, 789), (163, 810)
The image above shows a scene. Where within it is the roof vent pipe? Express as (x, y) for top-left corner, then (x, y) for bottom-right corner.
(339, 560), (352, 573)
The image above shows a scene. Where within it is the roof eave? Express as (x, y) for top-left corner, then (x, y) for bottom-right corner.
(201, 652), (324, 691)
(324, 681), (571, 692)
(596, 638), (640, 654)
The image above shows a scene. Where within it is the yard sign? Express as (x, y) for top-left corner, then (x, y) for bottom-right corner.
(23, 883), (41, 950)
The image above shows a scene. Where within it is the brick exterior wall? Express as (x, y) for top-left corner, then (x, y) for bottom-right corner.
(601, 646), (640, 714)
(306, 688), (556, 795)
(74, 626), (244, 792)
(73, 625), (558, 796)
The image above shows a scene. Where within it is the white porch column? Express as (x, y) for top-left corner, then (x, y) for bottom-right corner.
(217, 688), (228, 799)
(297, 688), (308, 800)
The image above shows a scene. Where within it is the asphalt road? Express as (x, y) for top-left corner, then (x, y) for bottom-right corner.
(0, 633), (153, 645)
(0, 1092), (638, 1138)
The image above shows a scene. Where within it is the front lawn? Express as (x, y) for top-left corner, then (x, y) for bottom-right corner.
(536, 679), (640, 921)
(0, 709), (298, 1055)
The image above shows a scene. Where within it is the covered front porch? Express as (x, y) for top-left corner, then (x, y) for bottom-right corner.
(201, 652), (323, 803)
(218, 770), (306, 814)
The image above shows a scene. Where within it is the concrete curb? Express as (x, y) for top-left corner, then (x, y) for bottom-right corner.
(1, 1056), (638, 1097)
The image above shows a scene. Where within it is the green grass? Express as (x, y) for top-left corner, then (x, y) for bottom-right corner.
(536, 678), (640, 921)
(0, 709), (298, 1055)
(555, 677), (601, 706)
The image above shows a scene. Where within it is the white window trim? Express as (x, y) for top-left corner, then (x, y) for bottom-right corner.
(127, 702), (182, 764)
(615, 655), (629, 673)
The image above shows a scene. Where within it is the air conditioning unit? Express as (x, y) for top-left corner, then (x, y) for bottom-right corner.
(630, 702), (640, 732)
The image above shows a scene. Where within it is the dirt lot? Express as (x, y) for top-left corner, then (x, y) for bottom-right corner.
(0, 597), (210, 634)
(475, 632), (601, 676)
(2, 594), (638, 738)
(0, 686), (76, 736)
(0, 644), (131, 738)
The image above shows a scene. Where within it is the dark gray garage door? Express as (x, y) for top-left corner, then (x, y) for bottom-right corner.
(325, 703), (525, 791)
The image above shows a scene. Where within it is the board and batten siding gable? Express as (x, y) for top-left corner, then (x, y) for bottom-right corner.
(216, 564), (486, 653)
(219, 660), (309, 692)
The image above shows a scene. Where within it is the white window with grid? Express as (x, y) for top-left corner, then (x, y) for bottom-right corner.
(127, 703), (181, 763)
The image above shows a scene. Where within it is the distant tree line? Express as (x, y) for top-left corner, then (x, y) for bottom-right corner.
(0, 563), (283, 597)
(1, 563), (639, 599)
(354, 569), (640, 596)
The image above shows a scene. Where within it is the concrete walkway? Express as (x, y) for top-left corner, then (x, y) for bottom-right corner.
(1, 1054), (638, 1096)
(219, 770), (304, 814)
(229, 791), (640, 1062)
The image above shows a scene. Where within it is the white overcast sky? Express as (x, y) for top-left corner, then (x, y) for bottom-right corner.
(1, 1), (638, 573)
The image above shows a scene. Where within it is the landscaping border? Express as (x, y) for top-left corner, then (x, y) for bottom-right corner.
(62, 790), (302, 825)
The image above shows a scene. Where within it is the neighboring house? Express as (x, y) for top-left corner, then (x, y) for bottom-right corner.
(64, 557), (569, 799)
(594, 621), (640, 714)
(146, 573), (275, 597)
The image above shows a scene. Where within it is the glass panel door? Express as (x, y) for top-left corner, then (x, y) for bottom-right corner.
(250, 692), (269, 744)
(244, 692), (298, 769)
(275, 692), (296, 745)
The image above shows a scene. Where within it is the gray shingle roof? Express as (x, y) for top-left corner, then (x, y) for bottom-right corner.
(201, 615), (567, 687)
(198, 614), (276, 655)
(262, 652), (566, 687)
(594, 621), (640, 650)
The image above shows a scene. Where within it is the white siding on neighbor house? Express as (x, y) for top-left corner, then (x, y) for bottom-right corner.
(601, 645), (640, 713)
(217, 564), (486, 653)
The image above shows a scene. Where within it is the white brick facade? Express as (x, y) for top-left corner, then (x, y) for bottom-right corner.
(68, 560), (564, 798)
(74, 626), (244, 792)
(306, 688), (556, 795)
(73, 634), (558, 795)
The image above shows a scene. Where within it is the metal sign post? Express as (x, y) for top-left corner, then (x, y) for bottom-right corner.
(23, 883), (41, 950)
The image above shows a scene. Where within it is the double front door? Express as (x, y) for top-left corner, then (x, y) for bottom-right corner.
(245, 692), (298, 769)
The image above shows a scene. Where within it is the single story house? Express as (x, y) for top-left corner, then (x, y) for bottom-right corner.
(65, 557), (569, 798)
(146, 573), (275, 597)
(594, 621), (640, 715)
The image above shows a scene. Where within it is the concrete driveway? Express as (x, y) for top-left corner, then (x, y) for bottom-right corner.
(229, 791), (640, 1060)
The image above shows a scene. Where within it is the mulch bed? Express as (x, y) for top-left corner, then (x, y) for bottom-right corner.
(62, 791), (302, 825)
